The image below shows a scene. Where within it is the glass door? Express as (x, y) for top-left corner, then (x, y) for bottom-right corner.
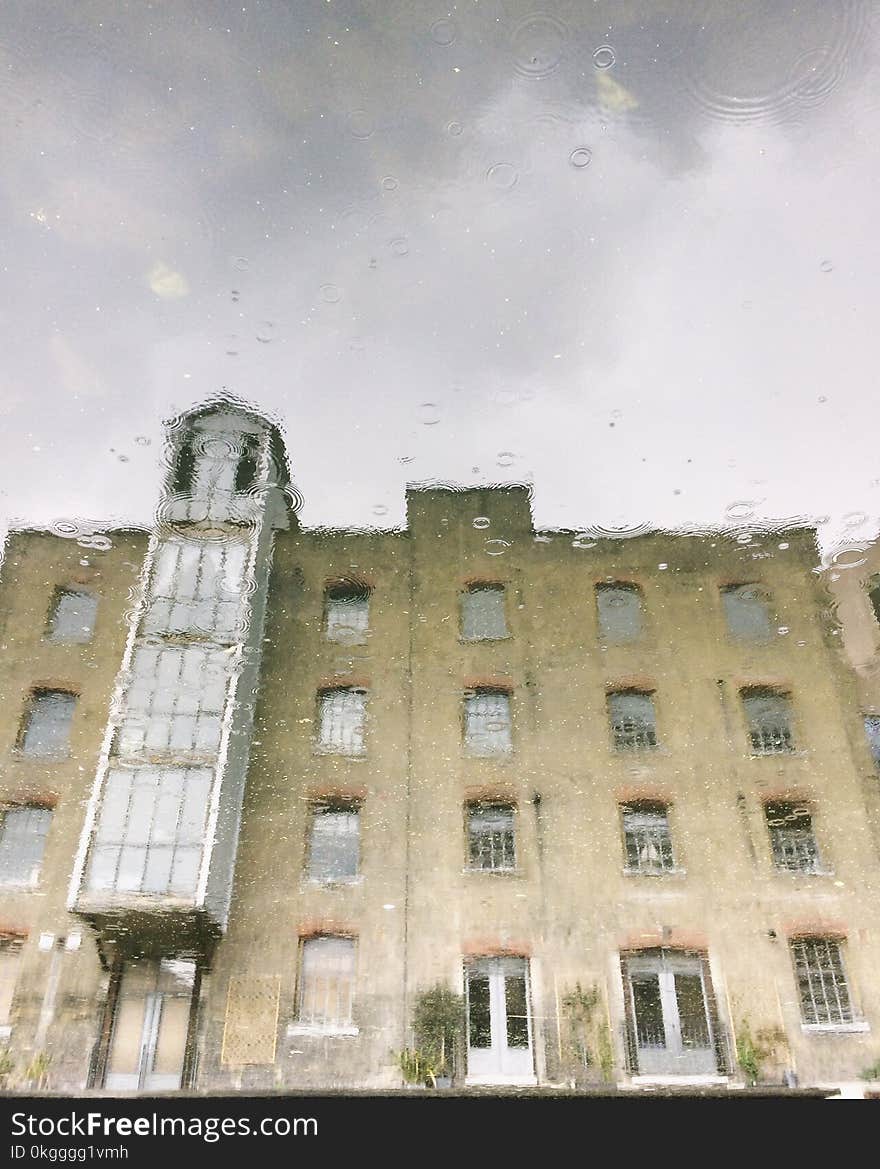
(466, 957), (535, 1084)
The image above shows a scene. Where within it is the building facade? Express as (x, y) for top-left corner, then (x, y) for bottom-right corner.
(1, 399), (879, 1095)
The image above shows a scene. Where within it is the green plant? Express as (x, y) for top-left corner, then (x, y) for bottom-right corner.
(23, 1050), (52, 1089)
(0, 1048), (15, 1082)
(399, 984), (465, 1086)
(736, 1021), (788, 1085)
(860, 1058), (880, 1080)
(561, 982), (613, 1082)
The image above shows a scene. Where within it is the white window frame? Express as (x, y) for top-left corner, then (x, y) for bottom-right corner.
(306, 803), (361, 884)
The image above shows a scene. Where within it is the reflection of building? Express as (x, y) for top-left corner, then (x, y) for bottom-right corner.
(826, 540), (880, 776)
(1, 398), (879, 1095)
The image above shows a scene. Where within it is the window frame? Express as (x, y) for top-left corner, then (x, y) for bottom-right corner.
(17, 688), (78, 759)
(460, 583), (510, 642)
(0, 937), (24, 1031)
(45, 586), (99, 644)
(740, 687), (796, 755)
(462, 687), (513, 757)
(719, 582), (775, 642)
(620, 801), (678, 875)
(764, 801), (825, 875)
(292, 935), (358, 1036)
(465, 801), (517, 873)
(789, 937), (865, 1032)
(315, 686), (368, 756)
(0, 803), (53, 887)
(323, 582), (371, 644)
(305, 800), (362, 885)
(607, 689), (659, 752)
(595, 581), (645, 644)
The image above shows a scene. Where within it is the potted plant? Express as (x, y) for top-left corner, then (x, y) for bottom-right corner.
(561, 982), (614, 1086)
(736, 1019), (790, 1086)
(402, 984), (464, 1088)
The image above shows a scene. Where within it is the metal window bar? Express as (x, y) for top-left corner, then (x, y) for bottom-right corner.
(464, 691), (512, 754)
(298, 938), (355, 1027)
(0, 939), (24, 1028)
(318, 689), (366, 754)
(791, 939), (853, 1026)
(468, 806), (516, 870)
(743, 692), (794, 753)
(0, 806), (52, 885)
(608, 693), (657, 751)
(864, 716), (880, 770)
(622, 809), (673, 872)
(86, 766), (212, 897)
(769, 828), (820, 873)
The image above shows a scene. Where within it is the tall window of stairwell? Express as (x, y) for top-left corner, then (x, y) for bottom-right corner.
(142, 537), (248, 640)
(596, 583), (644, 643)
(324, 582), (370, 644)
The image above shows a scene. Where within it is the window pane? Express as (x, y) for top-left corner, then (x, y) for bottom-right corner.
(468, 805), (515, 870)
(0, 806), (52, 884)
(461, 587), (508, 640)
(49, 589), (98, 643)
(675, 974), (711, 1048)
(721, 584), (774, 640)
(143, 539), (246, 641)
(87, 767), (211, 896)
(308, 808), (360, 881)
(464, 691), (512, 755)
(596, 584), (643, 642)
(467, 973), (491, 1049)
(742, 690), (794, 753)
(608, 692), (657, 750)
(151, 997), (191, 1077)
(107, 995), (147, 1079)
(299, 937), (355, 1027)
(765, 803), (820, 872)
(505, 973), (529, 1048)
(318, 689), (366, 753)
(631, 973), (665, 1048)
(20, 691), (76, 757)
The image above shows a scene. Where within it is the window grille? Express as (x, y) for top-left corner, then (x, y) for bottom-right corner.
(464, 690), (512, 755)
(0, 938), (24, 1027)
(791, 938), (853, 1026)
(324, 585), (370, 642)
(622, 805), (674, 873)
(608, 691), (657, 750)
(468, 804), (516, 870)
(742, 689), (794, 753)
(765, 803), (821, 873)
